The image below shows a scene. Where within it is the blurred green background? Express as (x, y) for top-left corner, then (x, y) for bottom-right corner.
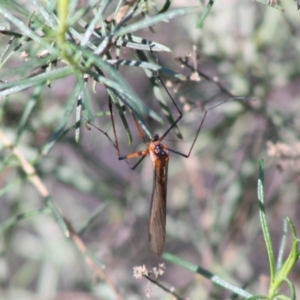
(0, 0), (300, 299)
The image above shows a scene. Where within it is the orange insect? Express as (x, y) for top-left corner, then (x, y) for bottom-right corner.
(90, 76), (239, 257)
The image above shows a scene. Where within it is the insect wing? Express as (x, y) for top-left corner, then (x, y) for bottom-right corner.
(148, 157), (168, 257)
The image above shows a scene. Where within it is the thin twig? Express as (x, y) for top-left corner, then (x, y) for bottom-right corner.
(0, 129), (125, 300)
(144, 274), (185, 300)
(177, 57), (235, 98)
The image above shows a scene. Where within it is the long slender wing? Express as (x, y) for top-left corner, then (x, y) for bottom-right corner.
(148, 157), (169, 257)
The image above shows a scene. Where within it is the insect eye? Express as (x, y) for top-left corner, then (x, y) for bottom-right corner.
(153, 133), (159, 141)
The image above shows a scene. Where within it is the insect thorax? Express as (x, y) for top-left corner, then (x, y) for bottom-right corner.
(150, 141), (169, 159)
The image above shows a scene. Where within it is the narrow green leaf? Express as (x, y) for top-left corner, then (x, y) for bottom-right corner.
(0, 66), (74, 98)
(16, 85), (42, 144)
(0, 176), (24, 198)
(86, 68), (152, 138)
(258, 159), (275, 282)
(116, 39), (170, 52)
(0, 29), (22, 37)
(107, 59), (186, 79)
(0, 0), (27, 16)
(276, 218), (288, 273)
(84, 248), (106, 270)
(75, 74), (89, 143)
(135, 50), (183, 138)
(1, 54), (57, 78)
(81, 50), (148, 116)
(0, 6), (57, 55)
(79, 204), (107, 236)
(31, 0), (56, 29)
(158, 0), (172, 14)
(75, 97), (83, 143)
(163, 253), (253, 298)
(89, 75), (153, 139)
(274, 218), (299, 280)
(68, 0), (80, 17)
(246, 296), (269, 300)
(108, 90), (133, 145)
(113, 7), (197, 37)
(277, 294), (293, 300)
(116, 34), (171, 52)
(268, 219), (299, 298)
(1, 208), (50, 232)
(45, 196), (69, 237)
(78, 48), (165, 136)
(94, 36), (110, 55)
(42, 75), (83, 154)
(0, 35), (17, 67)
(283, 277), (295, 300)
(196, 0), (215, 28)
(152, 77), (183, 139)
(69, 6), (90, 27)
(80, 0), (109, 46)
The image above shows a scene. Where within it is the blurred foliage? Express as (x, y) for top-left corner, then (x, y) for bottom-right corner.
(0, 0), (300, 299)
